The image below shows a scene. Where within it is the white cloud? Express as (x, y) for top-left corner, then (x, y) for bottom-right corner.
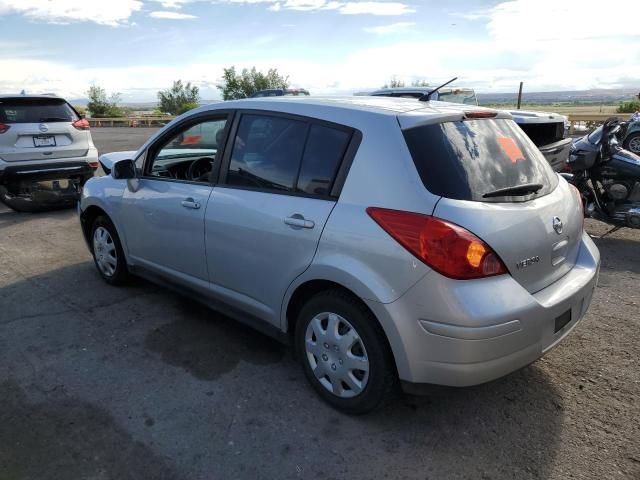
(224, 0), (414, 15)
(363, 21), (414, 34)
(149, 10), (197, 19)
(488, 0), (640, 42)
(153, 0), (189, 7)
(0, 0), (143, 26)
(339, 2), (414, 15)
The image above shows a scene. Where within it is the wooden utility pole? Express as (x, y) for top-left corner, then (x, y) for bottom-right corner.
(517, 82), (523, 109)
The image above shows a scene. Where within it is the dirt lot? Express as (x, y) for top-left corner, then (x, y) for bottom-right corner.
(0, 128), (638, 480)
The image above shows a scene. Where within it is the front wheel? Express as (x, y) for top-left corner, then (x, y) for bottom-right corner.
(91, 215), (129, 285)
(623, 132), (640, 155)
(295, 290), (398, 414)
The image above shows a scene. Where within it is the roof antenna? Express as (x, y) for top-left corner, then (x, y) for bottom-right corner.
(418, 76), (457, 102)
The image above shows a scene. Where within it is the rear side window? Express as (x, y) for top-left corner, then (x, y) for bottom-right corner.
(0, 98), (78, 124)
(296, 124), (350, 196)
(228, 114), (308, 191)
(403, 119), (558, 202)
(227, 114), (352, 196)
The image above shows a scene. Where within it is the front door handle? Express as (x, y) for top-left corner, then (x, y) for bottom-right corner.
(181, 198), (201, 209)
(284, 214), (315, 229)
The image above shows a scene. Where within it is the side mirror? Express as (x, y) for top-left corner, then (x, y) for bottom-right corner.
(112, 159), (136, 180)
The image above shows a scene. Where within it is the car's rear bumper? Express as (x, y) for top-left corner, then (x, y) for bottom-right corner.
(365, 231), (600, 389)
(0, 156), (97, 211)
(539, 137), (573, 172)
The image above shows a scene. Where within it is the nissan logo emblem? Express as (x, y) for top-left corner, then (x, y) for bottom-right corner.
(553, 216), (563, 234)
(39, 123), (49, 133)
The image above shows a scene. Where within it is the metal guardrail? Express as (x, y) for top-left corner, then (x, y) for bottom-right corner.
(87, 116), (174, 127)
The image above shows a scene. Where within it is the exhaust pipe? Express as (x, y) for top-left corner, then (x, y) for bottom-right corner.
(625, 208), (640, 228)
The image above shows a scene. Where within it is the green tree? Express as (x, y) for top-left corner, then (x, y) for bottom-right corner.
(157, 80), (200, 115)
(86, 85), (124, 117)
(217, 66), (289, 100)
(382, 76), (405, 88)
(617, 100), (640, 113)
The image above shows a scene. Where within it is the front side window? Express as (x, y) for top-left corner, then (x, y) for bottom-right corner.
(146, 117), (228, 183)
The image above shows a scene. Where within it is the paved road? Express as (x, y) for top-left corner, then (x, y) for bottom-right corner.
(0, 129), (638, 480)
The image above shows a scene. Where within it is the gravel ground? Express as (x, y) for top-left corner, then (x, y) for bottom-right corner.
(0, 128), (638, 480)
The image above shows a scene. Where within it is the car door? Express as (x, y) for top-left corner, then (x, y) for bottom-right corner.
(204, 112), (357, 327)
(121, 113), (231, 286)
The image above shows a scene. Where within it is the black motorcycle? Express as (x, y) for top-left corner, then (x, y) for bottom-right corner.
(565, 117), (640, 236)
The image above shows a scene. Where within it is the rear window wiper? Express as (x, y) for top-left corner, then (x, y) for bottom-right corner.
(482, 183), (544, 198)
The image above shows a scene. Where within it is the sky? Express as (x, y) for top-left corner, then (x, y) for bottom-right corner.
(0, 0), (639, 102)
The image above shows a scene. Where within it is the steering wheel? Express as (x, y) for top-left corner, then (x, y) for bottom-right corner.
(187, 157), (215, 182)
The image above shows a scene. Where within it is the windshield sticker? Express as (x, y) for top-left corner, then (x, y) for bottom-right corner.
(497, 137), (525, 163)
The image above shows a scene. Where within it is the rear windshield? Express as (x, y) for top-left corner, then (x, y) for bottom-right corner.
(0, 98), (78, 124)
(437, 89), (478, 105)
(403, 118), (558, 202)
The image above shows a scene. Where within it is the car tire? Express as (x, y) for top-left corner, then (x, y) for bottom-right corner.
(295, 289), (398, 414)
(623, 132), (640, 155)
(90, 215), (129, 285)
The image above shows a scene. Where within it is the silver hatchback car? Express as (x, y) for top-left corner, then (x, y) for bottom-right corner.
(79, 97), (600, 413)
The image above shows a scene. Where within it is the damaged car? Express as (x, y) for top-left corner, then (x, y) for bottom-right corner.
(0, 94), (98, 212)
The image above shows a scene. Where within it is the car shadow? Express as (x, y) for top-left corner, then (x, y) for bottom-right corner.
(0, 202), (78, 227)
(0, 379), (181, 480)
(145, 299), (286, 381)
(1, 261), (564, 479)
(591, 235), (640, 274)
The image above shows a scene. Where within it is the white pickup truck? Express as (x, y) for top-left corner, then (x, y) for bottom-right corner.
(368, 87), (572, 171)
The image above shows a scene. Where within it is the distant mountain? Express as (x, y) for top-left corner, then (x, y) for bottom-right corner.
(477, 88), (639, 105)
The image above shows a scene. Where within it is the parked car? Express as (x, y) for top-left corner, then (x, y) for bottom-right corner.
(368, 87), (572, 171)
(369, 86), (478, 105)
(250, 88), (310, 98)
(0, 94), (98, 212)
(79, 96), (600, 413)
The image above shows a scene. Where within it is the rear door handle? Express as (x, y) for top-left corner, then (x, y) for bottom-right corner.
(181, 198), (201, 209)
(284, 215), (315, 229)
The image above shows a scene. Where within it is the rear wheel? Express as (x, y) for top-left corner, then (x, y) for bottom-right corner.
(91, 215), (129, 285)
(623, 132), (640, 155)
(295, 289), (397, 414)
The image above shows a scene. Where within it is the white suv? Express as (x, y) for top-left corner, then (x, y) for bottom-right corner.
(0, 94), (98, 212)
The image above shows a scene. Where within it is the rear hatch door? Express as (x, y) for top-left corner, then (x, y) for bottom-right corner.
(0, 97), (89, 162)
(401, 116), (583, 293)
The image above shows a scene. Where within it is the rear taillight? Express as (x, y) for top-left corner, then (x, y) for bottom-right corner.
(0, 123), (9, 134)
(72, 118), (90, 130)
(88, 160), (99, 169)
(366, 207), (508, 280)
